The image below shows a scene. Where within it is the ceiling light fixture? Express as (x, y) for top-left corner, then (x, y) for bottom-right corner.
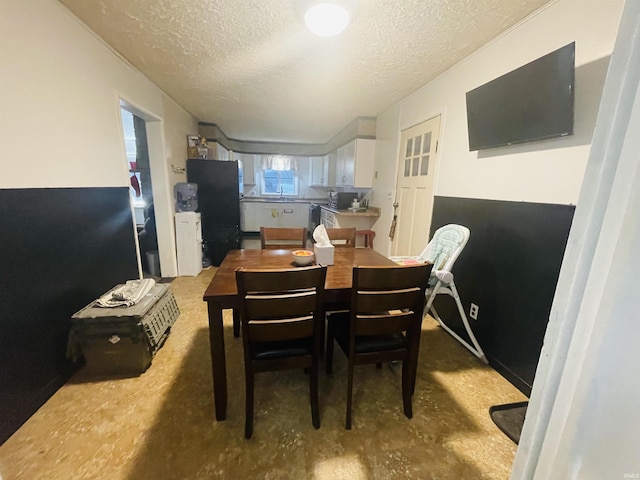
(304, 2), (351, 37)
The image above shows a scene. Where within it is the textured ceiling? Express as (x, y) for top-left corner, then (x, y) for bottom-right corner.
(58, 0), (552, 144)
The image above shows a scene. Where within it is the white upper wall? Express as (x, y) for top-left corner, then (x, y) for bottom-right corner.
(0, 0), (197, 189)
(0, 0), (198, 277)
(371, 0), (625, 253)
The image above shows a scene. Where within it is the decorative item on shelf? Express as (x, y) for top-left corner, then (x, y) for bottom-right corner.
(187, 135), (209, 159)
(197, 136), (209, 158)
(187, 135), (199, 159)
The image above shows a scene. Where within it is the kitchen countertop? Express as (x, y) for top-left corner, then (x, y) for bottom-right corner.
(239, 197), (379, 216)
(240, 197), (326, 204)
(322, 205), (381, 217)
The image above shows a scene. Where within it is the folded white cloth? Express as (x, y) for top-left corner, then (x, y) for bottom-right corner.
(96, 279), (156, 308)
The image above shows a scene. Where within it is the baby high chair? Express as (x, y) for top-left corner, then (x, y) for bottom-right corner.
(391, 224), (487, 363)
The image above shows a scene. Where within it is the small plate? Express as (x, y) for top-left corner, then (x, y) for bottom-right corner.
(291, 261), (316, 267)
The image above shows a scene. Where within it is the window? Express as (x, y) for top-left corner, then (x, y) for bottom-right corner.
(260, 155), (299, 196)
(403, 132), (432, 177)
(262, 169), (297, 195)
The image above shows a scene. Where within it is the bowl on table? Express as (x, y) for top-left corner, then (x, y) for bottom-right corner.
(292, 249), (315, 266)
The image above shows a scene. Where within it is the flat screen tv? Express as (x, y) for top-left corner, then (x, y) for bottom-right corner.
(466, 42), (575, 151)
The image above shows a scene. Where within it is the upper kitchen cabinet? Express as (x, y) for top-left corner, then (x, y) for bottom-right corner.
(335, 139), (375, 188)
(230, 152), (257, 186)
(241, 153), (257, 185)
(309, 155), (329, 186)
(209, 141), (230, 160)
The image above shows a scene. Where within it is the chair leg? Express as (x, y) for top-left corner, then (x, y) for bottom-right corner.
(319, 310), (326, 357)
(346, 361), (354, 429)
(233, 309), (241, 338)
(409, 329), (422, 396)
(401, 360), (413, 419)
(310, 359), (320, 429)
(244, 369), (254, 439)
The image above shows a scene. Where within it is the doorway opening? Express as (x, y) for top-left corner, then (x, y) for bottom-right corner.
(120, 108), (158, 277)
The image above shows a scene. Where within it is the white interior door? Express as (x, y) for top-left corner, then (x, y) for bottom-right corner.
(391, 115), (441, 256)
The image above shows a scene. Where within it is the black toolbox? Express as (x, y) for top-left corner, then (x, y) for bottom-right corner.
(69, 284), (179, 376)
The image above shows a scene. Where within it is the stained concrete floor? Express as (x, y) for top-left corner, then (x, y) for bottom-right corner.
(0, 266), (526, 480)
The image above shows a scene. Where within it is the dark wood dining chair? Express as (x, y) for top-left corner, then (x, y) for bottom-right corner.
(325, 263), (432, 429)
(326, 227), (357, 248)
(260, 227), (307, 249)
(234, 226), (307, 338)
(356, 230), (376, 248)
(235, 265), (327, 439)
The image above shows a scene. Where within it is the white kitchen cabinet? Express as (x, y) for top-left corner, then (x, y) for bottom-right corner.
(242, 154), (257, 185)
(241, 201), (309, 232)
(210, 142), (230, 160)
(335, 141), (355, 186)
(240, 202), (256, 231)
(320, 208), (335, 229)
(334, 139), (375, 188)
(309, 156), (328, 186)
(230, 152), (256, 185)
(324, 150), (337, 185)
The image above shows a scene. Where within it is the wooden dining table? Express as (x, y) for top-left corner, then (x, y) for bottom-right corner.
(203, 247), (397, 421)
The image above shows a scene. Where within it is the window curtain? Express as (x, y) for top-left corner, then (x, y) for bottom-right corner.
(261, 155), (299, 171)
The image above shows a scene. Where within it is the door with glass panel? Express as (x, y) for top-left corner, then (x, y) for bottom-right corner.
(391, 115), (441, 257)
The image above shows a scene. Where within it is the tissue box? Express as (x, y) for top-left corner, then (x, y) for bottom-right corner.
(314, 244), (334, 265)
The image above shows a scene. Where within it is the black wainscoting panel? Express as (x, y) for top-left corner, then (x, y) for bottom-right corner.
(0, 187), (138, 444)
(430, 196), (574, 395)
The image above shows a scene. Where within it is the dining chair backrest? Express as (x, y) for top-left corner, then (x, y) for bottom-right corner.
(260, 227), (307, 249)
(356, 230), (375, 249)
(236, 265), (326, 344)
(326, 227), (357, 248)
(350, 264), (431, 338)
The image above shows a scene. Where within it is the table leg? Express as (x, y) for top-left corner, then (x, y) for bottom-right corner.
(207, 301), (227, 420)
(410, 326), (423, 395)
(232, 308), (241, 338)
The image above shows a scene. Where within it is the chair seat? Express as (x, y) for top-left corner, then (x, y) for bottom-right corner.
(251, 339), (312, 360)
(328, 312), (407, 353)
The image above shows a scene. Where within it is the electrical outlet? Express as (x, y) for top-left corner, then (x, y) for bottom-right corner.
(470, 303), (479, 320)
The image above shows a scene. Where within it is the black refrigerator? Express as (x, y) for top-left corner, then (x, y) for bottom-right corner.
(186, 159), (241, 266)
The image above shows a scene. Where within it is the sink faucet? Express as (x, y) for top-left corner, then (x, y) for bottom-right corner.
(278, 186), (284, 199)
